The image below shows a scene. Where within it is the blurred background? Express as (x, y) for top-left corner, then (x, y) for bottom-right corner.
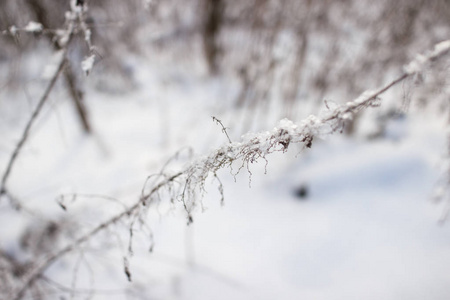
(1, 0), (450, 299)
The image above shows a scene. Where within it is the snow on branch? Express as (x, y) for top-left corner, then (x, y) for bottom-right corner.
(172, 40), (450, 213)
(23, 21), (43, 33)
(81, 54), (95, 76)
(10, 39), (450, 300)
(1, 21), (45, 36)
(403, 40), (450, 75)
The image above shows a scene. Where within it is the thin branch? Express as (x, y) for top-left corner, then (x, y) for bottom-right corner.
(212, 116), (232, 144)
(0, 49), (69, 197)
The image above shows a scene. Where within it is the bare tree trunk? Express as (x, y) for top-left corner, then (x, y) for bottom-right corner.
(202, 0), (223, 74)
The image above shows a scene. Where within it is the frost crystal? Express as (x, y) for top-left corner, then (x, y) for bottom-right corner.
(24, 21), (43, 33)
(81, 55), (95, 76)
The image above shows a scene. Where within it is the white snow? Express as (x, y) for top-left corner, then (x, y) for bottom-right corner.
(0, 32), (449, 300)
(403, 39), (450, 75)
(81, 54), (95, 76)
(24, 21), (43, 33)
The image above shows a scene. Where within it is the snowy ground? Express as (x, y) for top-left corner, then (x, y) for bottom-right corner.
(1, 49), (450, 300)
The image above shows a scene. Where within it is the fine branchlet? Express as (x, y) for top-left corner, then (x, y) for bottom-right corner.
(212, 116), (232, 144)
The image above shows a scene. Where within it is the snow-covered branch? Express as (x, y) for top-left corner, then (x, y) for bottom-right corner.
(10, 39), (450, 300)
(173, 40), (450, 215)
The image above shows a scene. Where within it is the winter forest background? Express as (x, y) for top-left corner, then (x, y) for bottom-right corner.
(1, 0), (450, 299)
